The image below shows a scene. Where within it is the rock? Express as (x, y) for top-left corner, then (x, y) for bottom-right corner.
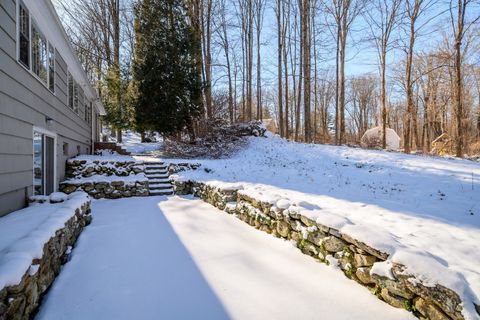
(341, 233), (389, 260)
(380, 288), (409, 309)
(94, 182), (108, 190)
(392, 265), (462, 319)
(276, 221), (290, 238)
(328, 229), (340, 238)
(323, 236), (345, 253)
(353, 253), (376, 267)
(300, 215), (315, 227)
(122, 191), (132, 197)
(290, 231), (302, 242)
(299, 241), (319, 257)
(259, 225), (272, 234)
(111, 181), (125, 187)
(307, 231), (327, 247)
(288, 219), (303, 231)
(0, 302), (6, 316)
(475, 303), (480, 317)
(6, 294), (26, 319)
(315, 223), (330, 234)
(61, 185), (77, 194)
(414, 297), (450, 320)
(356, 267), (375, 285)
(371, 273), (414, 299)
(82, 183), (94, 192)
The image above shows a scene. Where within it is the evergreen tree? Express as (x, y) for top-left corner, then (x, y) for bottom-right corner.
(133, 0), (203, 140)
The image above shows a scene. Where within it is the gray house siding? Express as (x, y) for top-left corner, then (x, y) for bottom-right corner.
(0, 0), (102, 216)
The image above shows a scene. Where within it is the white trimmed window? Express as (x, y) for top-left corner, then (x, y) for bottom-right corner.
(48, 44), (55, 92)
(17, 1), (55, 93)
(18, 2), (29, 68)
(68, 72), (74, 109)
(31, 21), (48, 84)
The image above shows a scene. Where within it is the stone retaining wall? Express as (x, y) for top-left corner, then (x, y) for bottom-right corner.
(173, 179), (467, 320)
(65, 159), (144, 178)
(0, 198), (91, 320)
(60, 180), (149, 199)
(60, 158), (149, 199)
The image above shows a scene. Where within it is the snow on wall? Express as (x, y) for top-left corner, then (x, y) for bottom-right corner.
(0, 192), (91, 319)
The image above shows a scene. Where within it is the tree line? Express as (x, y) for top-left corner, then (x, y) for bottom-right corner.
(57, 0), (480, 156)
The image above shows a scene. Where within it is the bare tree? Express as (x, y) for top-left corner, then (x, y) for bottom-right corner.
(276, 0), (284, 136)
(323, 0), (366, 145)
(365, 0), (402, 148)
(450, 0), (480, 156)
(254, 0), (265, 120)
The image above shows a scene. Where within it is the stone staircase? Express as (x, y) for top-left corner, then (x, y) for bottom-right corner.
(144, 161), (174, 196)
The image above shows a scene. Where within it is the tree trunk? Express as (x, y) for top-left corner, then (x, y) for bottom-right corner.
(277, 0), (284, 136)
(302, 0), (311, 143)
(404, 21), (415, 154)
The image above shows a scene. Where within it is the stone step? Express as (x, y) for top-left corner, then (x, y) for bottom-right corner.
(144, 162), (164, 165)
(145, 169), (168, 174)
(148, 178), (170, 184)
(146, 175), (169, 179)
(149, 185), (173, 190)
(149, 189), (174, 196)
(145, 166), (167, 170)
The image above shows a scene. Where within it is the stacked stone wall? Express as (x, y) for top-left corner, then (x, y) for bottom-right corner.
(173, 179), (469, 320)
(0, 198), (92, 320)
(60, 159), (148, 199)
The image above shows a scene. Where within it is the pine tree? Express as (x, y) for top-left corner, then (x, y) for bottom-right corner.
(133, 0), (203, 140)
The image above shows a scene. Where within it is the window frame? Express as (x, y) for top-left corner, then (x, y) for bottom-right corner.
(16, 1), (56, 95)
(48, 43), (55, 93)
(31, 19), (48, 84)
(17, 1), (30, 69)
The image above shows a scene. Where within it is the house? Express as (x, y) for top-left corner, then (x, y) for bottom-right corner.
(0, 0), (105, 216)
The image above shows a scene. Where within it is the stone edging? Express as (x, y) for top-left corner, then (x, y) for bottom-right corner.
(173, 179), (467, 320)
(60, 159), (149, 199)
(60, 180), (149, 199)
(0, 199), (92, 319)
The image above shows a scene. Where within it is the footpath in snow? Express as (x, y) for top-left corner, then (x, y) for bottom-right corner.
(36, 196), (412, 320)
(164, 135), (480, 318)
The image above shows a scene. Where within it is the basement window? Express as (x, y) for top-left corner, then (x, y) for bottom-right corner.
(63, 142), (69, 156)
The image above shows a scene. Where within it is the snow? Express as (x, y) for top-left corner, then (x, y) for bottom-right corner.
(37, 196), (413, 320)
(165, 135), (480, 318)
(61, 173), (148, 185)
(71, 154), (139, 163)
(106, 129), (163, 154)
(371, 261), (396, 280)
(49, 192), (68, 202)
(0, 192), (89, 290)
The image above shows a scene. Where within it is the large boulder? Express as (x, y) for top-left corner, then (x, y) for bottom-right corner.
(361, 126), (400, 150)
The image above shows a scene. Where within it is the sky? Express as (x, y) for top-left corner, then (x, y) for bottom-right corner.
(212, 0), (479, 97)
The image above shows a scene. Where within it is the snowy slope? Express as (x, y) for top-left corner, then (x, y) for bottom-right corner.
(167, 135), (480, 318)
(104, 129), (163, 154)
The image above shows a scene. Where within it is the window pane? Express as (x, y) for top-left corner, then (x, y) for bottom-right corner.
(74, 83), (79, 113)
(68, 72), (74, 109)
(48, 44), (55, 92)
(31, 22), (48, 83)
(19, 4), (30, 68)
(33, 132), (44, 195)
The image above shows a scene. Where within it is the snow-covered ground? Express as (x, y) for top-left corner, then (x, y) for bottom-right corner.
(105, 129), (163, 154)
(36, 196), (413, 320)
(163, 135), (480, 318)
